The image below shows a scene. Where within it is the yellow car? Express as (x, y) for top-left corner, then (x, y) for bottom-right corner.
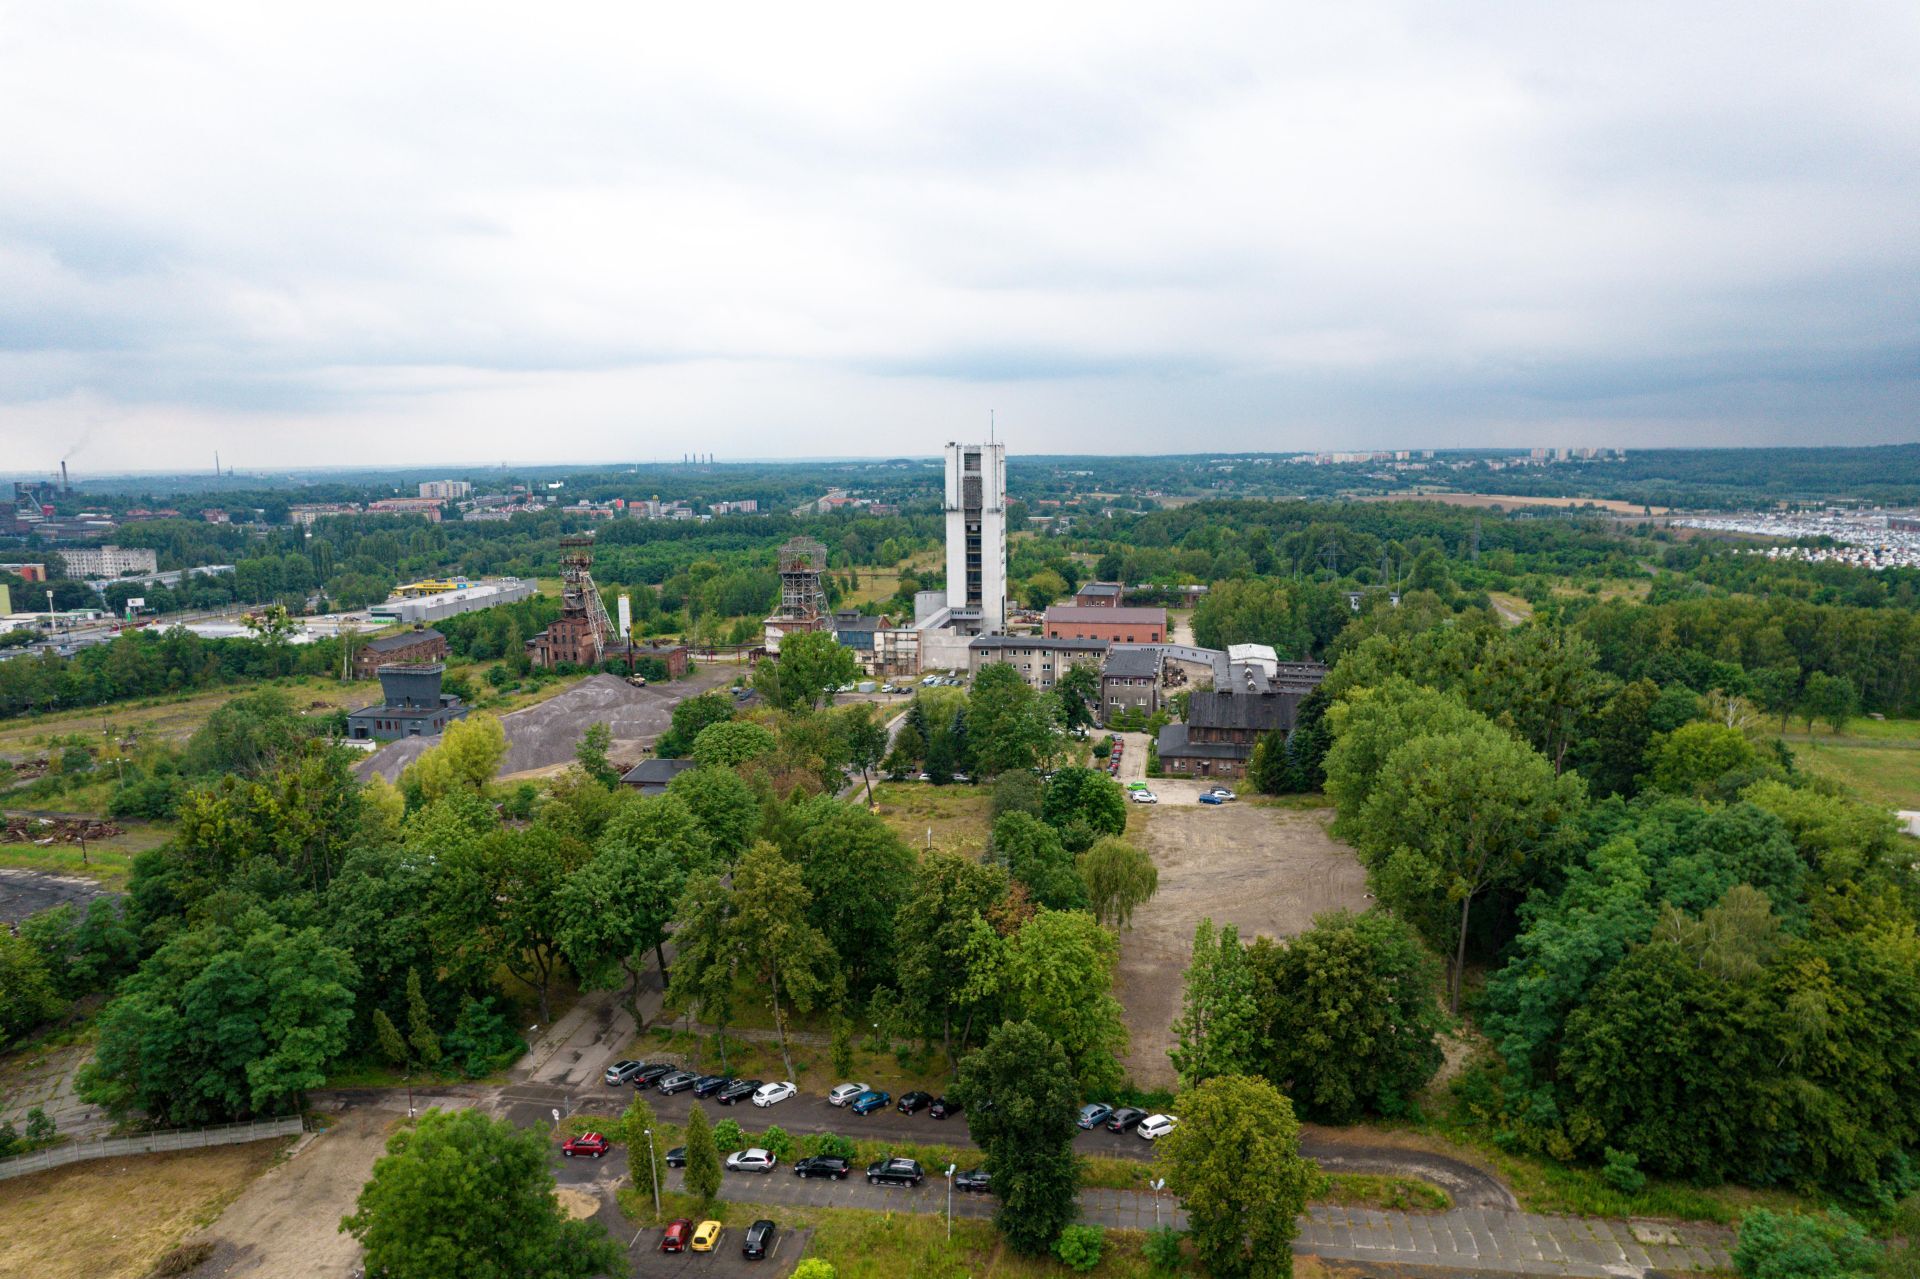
(691, 1220), (724, 1253)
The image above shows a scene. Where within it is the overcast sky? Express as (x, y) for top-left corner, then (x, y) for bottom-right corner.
(2, 1), (1917, 472)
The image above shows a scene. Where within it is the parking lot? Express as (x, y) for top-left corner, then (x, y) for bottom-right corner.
(628, 1223), (814, 1279)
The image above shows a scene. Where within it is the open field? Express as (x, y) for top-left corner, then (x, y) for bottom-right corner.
(871, 780), (995, 857)
(1364, 491), (1670, 515)
(1116, 804), (1369, 1088)
(1788, 737), (1920, 811)
(0, 821), (171, 886)
(0, 1137), (292, 1279)
(0, 676), (366, 756)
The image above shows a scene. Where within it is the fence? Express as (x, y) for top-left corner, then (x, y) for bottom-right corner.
(0, 1115), (306, 1180)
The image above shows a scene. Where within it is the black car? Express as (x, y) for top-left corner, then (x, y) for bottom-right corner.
(743, 1219), (776, 1260)
(665, 1146), (687, 1168)
(1106, 1107), (1148, 1134)
(793, 1155), (851, 1181)
(717, 1078), (764, 1105)
(929, 1095), (961, 1120)
(692, 1074), (733, 1098)
(897, 1090), (933, 1115)
(867, 1157), (925, 1186)
(655, 1070), (700, 1095)
(955, 1168), (991, 1194)
(631, 1063), (675, 1089)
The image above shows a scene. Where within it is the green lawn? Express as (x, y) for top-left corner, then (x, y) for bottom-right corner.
(0, 820), (171, 886)
(871, 781), (995, 858)
(1785, 720), (1920, 812)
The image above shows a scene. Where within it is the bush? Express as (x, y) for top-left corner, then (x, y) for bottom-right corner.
(806, 1132), (856, 1161)
(441, 997), (523, 1077)
(1144, 1226), (1185, 1275)
(791, 1261), (836, 1279)
(0, 1122), (18, 1158)
(712, 1118), (746, 1153)
(1734, 1209), (1877, 1279)
(761, 1124), (794, 1161)
(108, 773), (183, 820)
(1601, 1147), (1645, 1194)
(1055, 1224), (1104, 1272)
(145, 1241), (217, 1277)
(24, 1107), (54, 1145)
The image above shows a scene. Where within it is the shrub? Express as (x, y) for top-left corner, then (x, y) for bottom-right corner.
(24, 1107), (55, 1145)
(1055, 1224), (1104, 1272)
(791, 1261), (836, 1279)
(761, 1125), (794, 1161)
(1734, 1209), (1877, 1279)
(1144, 1226), (1185, 1275)
(711, 1118), (746, 1153)
(1601, 1147), (1645, 1194)
(145, 1241), (217, 1276)
(809, 1132), (856, 1161)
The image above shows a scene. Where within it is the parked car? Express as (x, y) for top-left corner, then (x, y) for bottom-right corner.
(1125, 781), (1149, 792)
(691, 1220), (723, 1252)
(1106, 1107), (1148, 1134)
(743, 1219), (776, 1260)
(604, 1059), (647, 1086)
(660, 1219), (692, 1252)
(717, 1078), (764, 1105)
(665, 1146), (687, 1168)
(726, 1148), (778, 1173)
(897, 1090), (933, 1114)
(929, 1095), (962, 1120)
(850, 1089), (892, 1115)
(692, 1074), (733, 1098)
(1077, 1102), (1114, 1130)
(655, 1070), (700, 1095)
(1128, 789), (1158, 804)
(794, 1155), (851, 1180)
(867, 1157), (925, 1186)
(1206, 786), (1236, 801)
(827, 1082), (869, 1107)
(631, 1063), (675, 1089)
(1199, 791), (1227, 805)
(562, 1131), (610, 1158)
(955, 1168), (992, 1194)
(752, 1081), (797, 1108)
(1138, 1114), (1178, 1140)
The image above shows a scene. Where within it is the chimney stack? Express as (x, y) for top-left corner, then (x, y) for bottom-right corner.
(60, 460), (68, 492)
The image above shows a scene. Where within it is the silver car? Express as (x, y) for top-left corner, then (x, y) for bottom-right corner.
(603, 1059), (646, 1086)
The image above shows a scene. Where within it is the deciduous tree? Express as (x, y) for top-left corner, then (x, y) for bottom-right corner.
(1169, 919), (1260, 1089)
(1078, 837), (1157, 929)
(958, 1020), (1082, 1255)
(1004, 909), (1128, 1093)
(1158, 1075), (1316, 1279)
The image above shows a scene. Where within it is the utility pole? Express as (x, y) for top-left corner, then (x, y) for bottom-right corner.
(945, 1164), (955, 1239)
(644, 1127), (662, 1218)
(1151, 1178), (1165, 1228)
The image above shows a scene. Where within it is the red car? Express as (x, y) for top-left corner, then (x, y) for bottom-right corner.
(661, 1219), (693, 1252)
(562, 1131), (610, 1159)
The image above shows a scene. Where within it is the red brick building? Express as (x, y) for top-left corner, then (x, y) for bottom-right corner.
(1044, 605), (1166, 644)
(352, 627), (449, 678)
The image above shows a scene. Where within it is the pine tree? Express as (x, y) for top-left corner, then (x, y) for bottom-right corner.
(683, 1105), (723, 1205)
(373, 1009), (409, 1069)
(1169, 919), (1261, 1088)
(405, 969), (441, 1068)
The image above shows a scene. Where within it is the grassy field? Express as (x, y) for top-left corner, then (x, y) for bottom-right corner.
(0, 1137), (291, 1279)
(0, 675), (366, 757)
(0, 820), (172, 885)
(871, 781), (995, 858)
(1785, 718), (1920, 811)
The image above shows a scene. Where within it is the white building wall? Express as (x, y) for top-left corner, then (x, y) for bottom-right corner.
(943, 441), (1007, 634)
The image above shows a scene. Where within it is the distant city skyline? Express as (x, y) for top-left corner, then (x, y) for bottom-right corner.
(2, 3), (1916, 470)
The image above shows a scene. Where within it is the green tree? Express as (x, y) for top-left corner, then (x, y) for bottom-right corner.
(1355, 722), (1584, 1011)
(1078, 836), (1158, 929)
(691, 719), (778, 768)
(573, 721), (619, 788)
(756, 630), (860, 711)
(991, 769), (1045, 821)
(656, 691), (735, 758)
(618, 1094), (666, 1201)
(1585, 677), (1658, 797)
(1041, 767), (1128, 850)
(1004, 909), (1129, 1093)
(1054, 662), (1102, 737)
(432, 826), (587, 1025)
(666, 765), (761, 862)
(1158, 1075), (1316, 1279)
(894, 851), (1010, 1058)
(792, 1259), (838, 1279)
(1800, 671), (1859, 735)
(181, 687), (310, 777)
(992, 812), (1088, 911)
(682, 1105), (723, 1204)
(1249, 912), (1445, 1121)
(1750, 664), (1802, 732)
(970, 663), (1060, 777)
(1055, 1224), (1105, 1271)
(958, 1020), (1082, 1255)
(405, 968), (441, 1067)
(0, 929), (66, 1050)
(779, 794), (916, 997)
(842, 705), (890, 804)
(1322, 679), (1482, 832)
(341, 1108), (622, 1279)
(1169, 919), (1261, 1089)
(1733, 1208), (1877, 1279)
(373, 1008), (409, 1068)
(401, 712), (508, 804)
(666, 872), (740, 1067)
(733, 840), (835, 1079)
(1645, 722), (1761, 797)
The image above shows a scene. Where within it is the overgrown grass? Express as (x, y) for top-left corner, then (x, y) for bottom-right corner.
(1788, 738), (1920, 811)
(0, 821), (168, 885)
(870, 780), (994, 857)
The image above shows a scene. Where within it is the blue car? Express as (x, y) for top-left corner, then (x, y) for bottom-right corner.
(850, 1089), (892, 1115)
(1199, 791), (1226, 805)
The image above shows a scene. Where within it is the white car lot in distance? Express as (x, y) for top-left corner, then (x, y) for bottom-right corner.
(827, 1082), (868, 1107)
(1206, 786), (1235, 801)
(1137, 1114), (1178, 1140)
(752, 1081), (797, 1107)
(1129, 789), (1158, 804)
(725, 1147), (779, 1172)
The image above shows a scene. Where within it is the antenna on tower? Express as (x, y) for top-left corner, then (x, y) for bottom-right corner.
(989, 410), (995, 446)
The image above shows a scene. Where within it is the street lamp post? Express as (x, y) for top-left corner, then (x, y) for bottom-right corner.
(944, 1165), (956, 1239)
(644, 1127), (662, 1218)
(1150, 1178), (1166, 1229)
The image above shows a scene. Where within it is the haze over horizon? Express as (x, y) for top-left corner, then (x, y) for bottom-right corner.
(3, 1), (1917, 471)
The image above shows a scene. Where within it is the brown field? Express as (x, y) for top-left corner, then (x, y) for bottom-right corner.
(0, 1138), (292, 1279)
(1364, 491), (1668, 515)
(0, 677), (365, 756)
(1117, 804), (1370, 1088)
(870, 781), (993, 857)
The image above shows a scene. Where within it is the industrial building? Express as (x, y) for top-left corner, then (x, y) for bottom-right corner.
(944, 441), (1008, 634)
(527, 538), (615, 668)
(1072, 581), (1124, 608)
(967, 634), (1107, 691)
(1155, 662), (1330, 779)
(352, 628), (450, 678)
(619, 758), (697, 794)
(346, 663), (468, 742)
(1044, 604), (1167, 644)
(763, 537), (831, 654)
(56, 545), (158, 578)
(1100, 643), (1228, 721)
(369, 577), (534, 625)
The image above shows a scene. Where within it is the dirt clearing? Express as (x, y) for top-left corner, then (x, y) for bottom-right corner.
(181, 1109), (395, 1278)
(1116, 804), (1369, 1088)
(0, 1138), (290, 1279)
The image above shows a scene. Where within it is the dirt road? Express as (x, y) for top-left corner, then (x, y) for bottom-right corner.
(1115, 803), (1369, 1088)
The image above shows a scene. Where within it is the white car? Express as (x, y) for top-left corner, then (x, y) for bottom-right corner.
(1129, 789), (1158, 804)
(752, 1081), (797, 1108)
(827, 1082), (869, 1107)
(726, 1147), (778, 1172)
(1206, 787), (1236, 801)
(1137, 1114), (1178, 1140)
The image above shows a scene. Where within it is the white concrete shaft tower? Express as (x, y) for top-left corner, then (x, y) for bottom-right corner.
(944, 440), (1007, 634)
